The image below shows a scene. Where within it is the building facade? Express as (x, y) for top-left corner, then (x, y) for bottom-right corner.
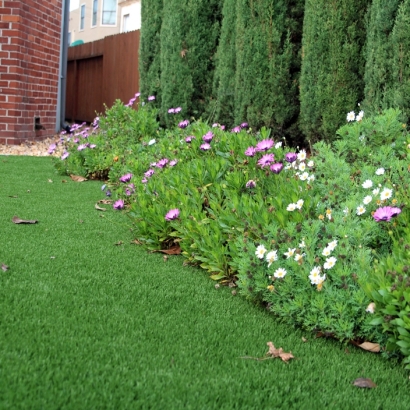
(69, 0), (140, 45)
(0, 0), (63, 145)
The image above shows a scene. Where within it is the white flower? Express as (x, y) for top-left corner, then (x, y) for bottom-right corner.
(372, 188), (380, 196)
(266, 250), (278, 267)
(375, 168), (385, 175)
(275, 142), (282, 149)
(309, 266), (323, 285)
(274, 267), (287, 279)
(284, 248), (296, 259)
(322, 247), (332, 257)
(356, 205), (366, 215)
(148, 139), (156, 145)
(343, 207), (349, 215)
(287, 203), (297, 211)
(255, 245), (267, 259)
(380, 188), (392, 200)
(307, 160), (314, 168)
(362, 180), (373, 189)
(299, 240), (306, 248)
(363, 195), (372, 205)
(356, 110), (364, 121)
(294, 253), (304, 262)
(298, 162), (306, 172)
(284, 164), (292, 170)
(299, 172), (309, 181)
(327, 240), (338, 251)
(296, 199), (304, 209)
(307, 174), (315, 183)
(297, 150), (307, 161)
(347, 111), (356, 122)
(323, 257), (337, 270)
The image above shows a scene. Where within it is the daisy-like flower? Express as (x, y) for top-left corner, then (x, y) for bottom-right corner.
(246, 180), (256, 189)
(106, 189), (112, 196)
(141, 178), (148, 184)
(89, 144), (96, 149)
(309, 266), (322, 285)
(257, 154), (275, 168)
(113, 199), (124, 210)
(298, 162), (306, 172)
(318, 214), (325, 220)
(202, 132), (214, 143)
(346, 111), (356, 122)
(356, 205), (366, 215)
(241, 122), (249, 129)
(299, 240), (306, 248)
(169, 160), (178, 167)
(77, 144), (87, 151)
(284, 248), (296, 259)
(327, 240), (338, 251)
(296, 199), (304, 209)
(372, 188), (380, 196)
(307, 160), (314, 168)
(380, 188), (393, 200)
(156, 158), (169, 168)
(185, 136), (195, 143)
(200, 143), (211, 151)
(119, 173), (133, 182)
(343, 207), (349, 215)
(375, 168), (385, 175)
(356, 110), (364, 121)
(323, 256), (337, 270)
(168, 108), (175, 114)
(362, 180), (373, 189)
(274, 267), (287, 279)
(363, 195), (372, 205)
(144, 169), (155, 178)
(297, 149), (307, 161)
(148, 139), (156, 145)
(174, 107), (182, 113)
(147, 95), (156, 101)
(299, 172), (309, 181)
(285, 152), (297, 163)
(294, 253), (304, 262)
(266, 250), (278, 267)
(231, 126), (242, 133)
(373, 206), (402, 222)
(255, 244), (267, 259)
(270, 163), (283, 174)
(267, 285), (275, 292)
(245, 146), (257, 157)
(61, 152), (69, 160)
(325, 209), (332, 219)
(307, 175), (315, 183)
(178, 120), (189, 129)
(287, 203), (297, 211)
(165, 208), (180, 221)
(255, 139), (274, 152)
(275, 142), (282, 149)
(322, 247), (332, 257)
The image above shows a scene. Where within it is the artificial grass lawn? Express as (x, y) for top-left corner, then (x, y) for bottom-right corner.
(0, 156), (410, 409)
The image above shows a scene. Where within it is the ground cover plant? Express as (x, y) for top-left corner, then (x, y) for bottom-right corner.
(54, 97), (410, 368)
(5, 156), (410, 408)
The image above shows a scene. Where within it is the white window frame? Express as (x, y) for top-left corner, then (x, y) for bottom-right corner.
(101, 0), (117, 26)
(122, 13), (130, 33)
(80, 4), (85, 31)
(91, 0), (98, 27)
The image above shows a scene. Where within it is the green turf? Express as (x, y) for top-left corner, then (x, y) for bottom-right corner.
(1, 156), (410, 409)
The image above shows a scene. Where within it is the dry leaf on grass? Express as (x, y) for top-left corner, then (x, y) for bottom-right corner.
(114, 241), (123, 246)
(8, 195), (18, 198)
(62, 180), (67, 183)
(266, 342), (295, 362)
(353, 378), (377, 388)
(70, 174), (87, 182)
(12, 216), (38, 224)
(358, 342), (380, 353)
(131, 239), (142, 245)
(95, 203), (106, 211)
(98, 199), (113, 204)
(1, 264), (9, 272)
(302, 337), (308, 342)
(151, 245), (182, 255)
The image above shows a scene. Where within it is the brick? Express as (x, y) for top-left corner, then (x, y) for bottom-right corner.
(1, 14), (20, 22)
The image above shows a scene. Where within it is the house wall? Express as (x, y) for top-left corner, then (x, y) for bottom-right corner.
(0, 0), (63, 145)
(120, 1), (141, 33)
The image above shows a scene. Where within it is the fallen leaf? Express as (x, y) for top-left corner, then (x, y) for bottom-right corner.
(8, 195), (18, 198)
(95, 203), (106, 211)
(62, 180), (67, 183)
(1, 264), (9, 272)
(12, 216), (38, 224)
(48, 179), (53, 183)
(353, 378), (377, 388)
(114, 241), (123, 246)
(302, 337), (307, 342)
(231, 290), (237, 296)
(278, 352), (295, 362)
(70, 174), (87, 182)
(215, 284), (220, 289)
(131, 239), (142, 245)
(266, 342), (294, 362)
(358, 342), (380, 353)
(152, 245), (182, 255)
(98, 199), (113, 204)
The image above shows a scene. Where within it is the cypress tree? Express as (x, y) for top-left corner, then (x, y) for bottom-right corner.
(299, 0), (371, 142)
(233, 0), (303, 140)
(363, 0), (400, 115)
(139, 0), (163, 102)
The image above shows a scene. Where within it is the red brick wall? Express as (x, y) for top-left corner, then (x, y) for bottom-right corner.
(0, 0), (63, 145)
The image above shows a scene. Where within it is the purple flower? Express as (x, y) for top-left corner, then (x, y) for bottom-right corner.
(270, 162), (283, 174)
(113, 199), (124, 210)
(179, 120), (190, 129)
(77, 144), (87, 151)
(212, 123), (219, 128)
(61, 152), (69, 160)
(141, 178), (148, 184)
(48, 143), (56, 154)
(128, 98), (136, 106)
(125, 189), (132, 196)
(246, 180), (256, 189)
(168, 108), (175, 114)
(135, 92), (140, 98)
(231, 126), (241, 133)
(150, 162), (157, 167)
(220, 125), (226, 131)
(165, 208), (180, 221)
(241, 122), (249, 128)
(257, 153), (275, 168)
(373, 206), (402, 222)
(127, 183), (135, 194)
(106, 190), (112, 197)
(185, 136), (195, 143)
(174, 107), (182, 113)
(89, 144), (96, 149)
(144, 169), (155, 178)
(148, 95), (156, 101)
(200, 143), (211, 151)
(119, 173), (133, 183)
(202, 131), (214, 143)
(255, 139), (274, 152)
(169, 160), (178, 167)
(285, 152), (297, 163)
(73, 138), (79, 143)
(156, 158), (169, 168)
(245, 146), (257, 157)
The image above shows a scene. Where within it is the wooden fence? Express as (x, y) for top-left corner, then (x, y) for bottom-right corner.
(65, 30), (140, 123)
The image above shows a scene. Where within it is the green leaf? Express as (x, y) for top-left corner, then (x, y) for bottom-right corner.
(369, 317), (384, 326)
(210, 272), (226, 281)
(396, 340), (410, 349)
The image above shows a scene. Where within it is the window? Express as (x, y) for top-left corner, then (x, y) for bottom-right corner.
(102, 0), (116, 25)
(80, 4), (85, 30)
(122, 14), (130, 32)
(92, 0), (98, 27)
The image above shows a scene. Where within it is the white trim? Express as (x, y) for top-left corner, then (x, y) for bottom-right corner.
(91, 0), (98, 27)
(79, 3), (86, 31)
